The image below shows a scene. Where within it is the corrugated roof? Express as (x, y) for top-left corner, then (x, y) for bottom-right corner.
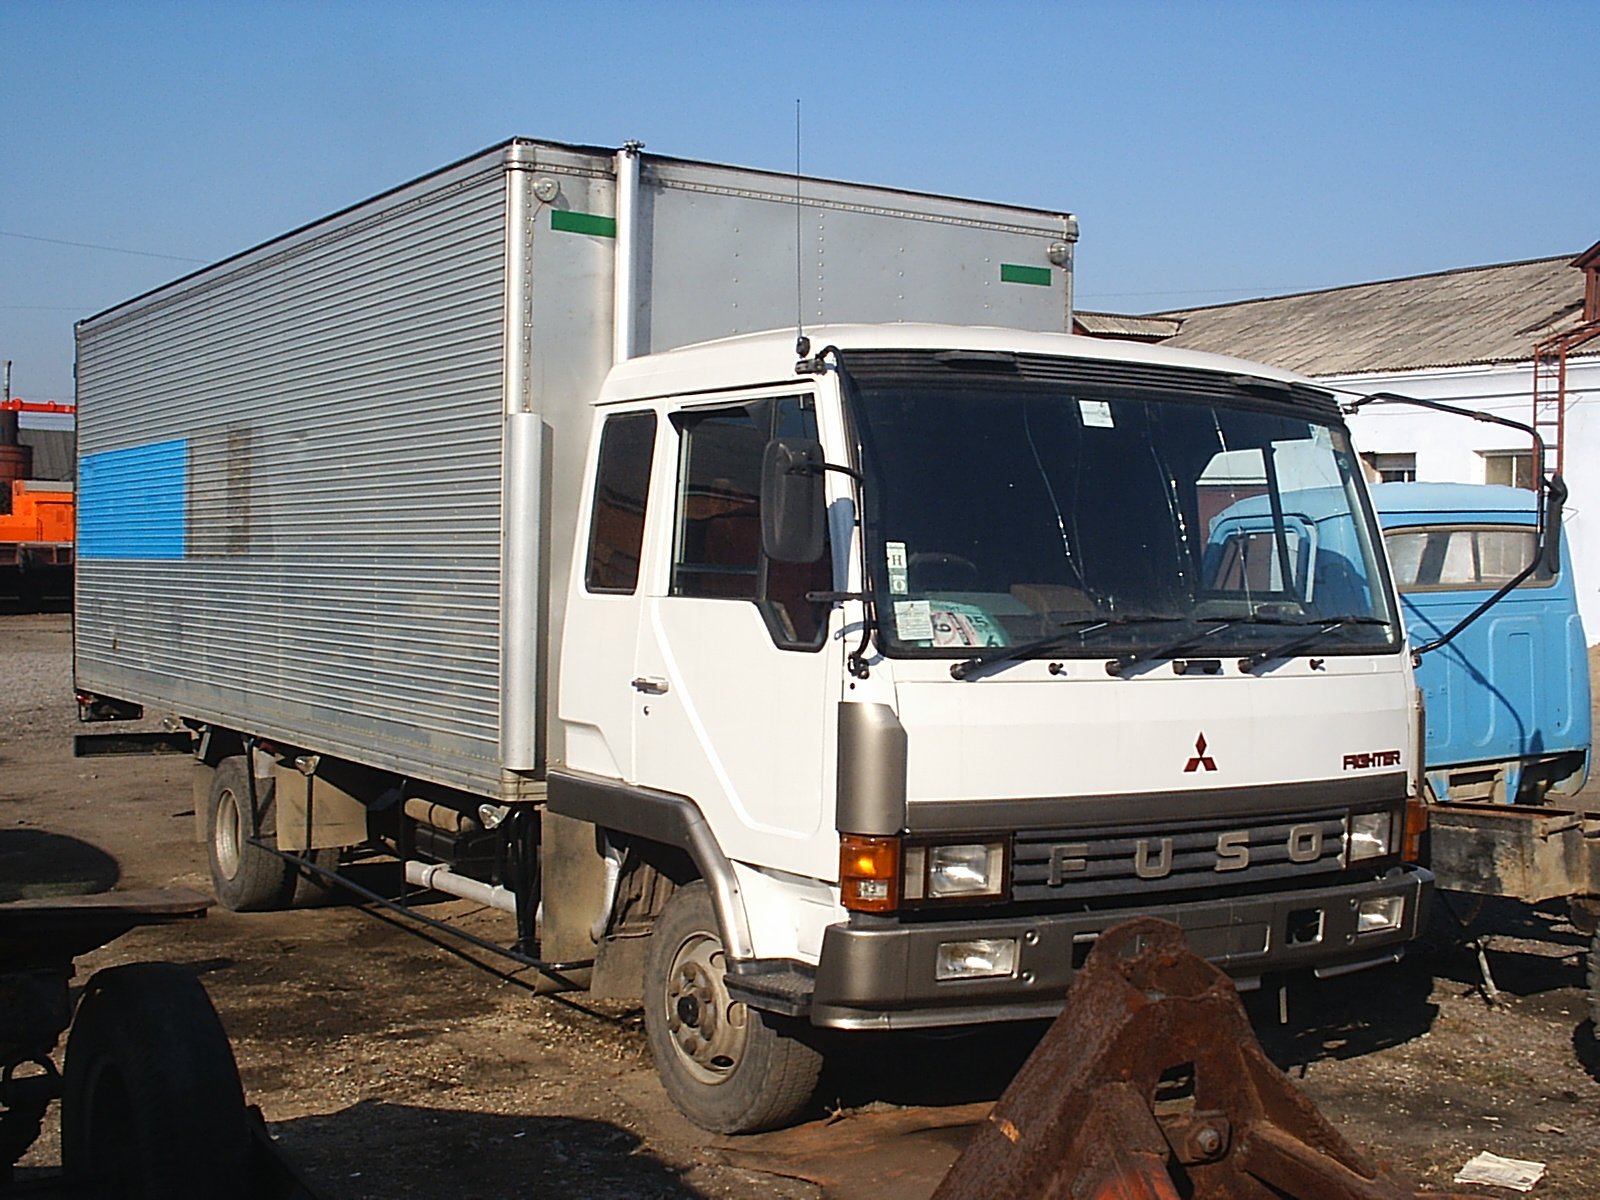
(1152, 253), (1594, 375)
(1072, 311), (1184, 341)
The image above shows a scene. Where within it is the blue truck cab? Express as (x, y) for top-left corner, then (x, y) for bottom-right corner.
(1205, 481), (1589, 803)
(1372, 482), (1590, 804)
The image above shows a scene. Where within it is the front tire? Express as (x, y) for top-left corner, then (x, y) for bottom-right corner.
(206, 756), (295, 912)
(643, 882), (822, 1133)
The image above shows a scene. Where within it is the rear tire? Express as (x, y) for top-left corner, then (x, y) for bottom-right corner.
(206, 756), (295, 912)
(60, 963), (252, 1199)
(643, 882), (822, 1133)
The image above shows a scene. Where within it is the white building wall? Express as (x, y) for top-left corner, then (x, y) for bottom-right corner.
(1324, 357), (1600, 641)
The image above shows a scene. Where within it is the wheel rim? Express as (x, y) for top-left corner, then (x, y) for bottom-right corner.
(214, 788), (243, 881)
(663, 930), (749, 1086)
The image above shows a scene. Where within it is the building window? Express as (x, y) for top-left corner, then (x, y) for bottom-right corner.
(1361, 452), (1416, 484)
(1481, 451), (1535, 490)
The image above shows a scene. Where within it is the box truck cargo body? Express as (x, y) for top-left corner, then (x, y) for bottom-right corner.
(75, 139), (1432, 1132)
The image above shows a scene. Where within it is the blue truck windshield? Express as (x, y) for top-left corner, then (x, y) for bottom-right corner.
(848, 366), (1398, 658)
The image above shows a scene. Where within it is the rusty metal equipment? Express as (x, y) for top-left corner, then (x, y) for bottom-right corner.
(933, 917), (1418, 1200)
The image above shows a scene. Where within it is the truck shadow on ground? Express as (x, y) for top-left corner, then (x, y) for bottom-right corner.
(269, 1102), (703, 1200)
(1422, 896), (1588, 1000)
(1246, 960), (1438, 1073)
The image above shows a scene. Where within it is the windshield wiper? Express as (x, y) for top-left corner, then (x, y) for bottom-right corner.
(1237, 617), (1392, 673)
(1105, 618), (1245, 677)
(950, 615), (1183, 680)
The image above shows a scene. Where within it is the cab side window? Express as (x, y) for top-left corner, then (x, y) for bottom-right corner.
(672, 397), (833, 648)
(584, 412), (656, 594)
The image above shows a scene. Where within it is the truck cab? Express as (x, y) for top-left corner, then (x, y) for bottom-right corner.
(1372, 482), (1590, 803)
(552, 324), (1433, 1128)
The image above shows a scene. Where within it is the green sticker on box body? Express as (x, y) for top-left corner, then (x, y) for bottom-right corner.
(1000, 263), (1052, 286)
(551, 210), (617, 238)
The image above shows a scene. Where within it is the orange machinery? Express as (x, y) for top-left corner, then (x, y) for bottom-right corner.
(0, 399), (75, 598)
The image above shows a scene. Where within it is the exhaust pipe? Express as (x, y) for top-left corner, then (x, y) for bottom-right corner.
(404, 860), (517, 915)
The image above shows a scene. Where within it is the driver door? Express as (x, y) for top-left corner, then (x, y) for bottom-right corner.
(631, 392), (840, 876)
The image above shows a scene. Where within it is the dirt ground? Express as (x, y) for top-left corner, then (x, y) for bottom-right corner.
(4, 608), (1600, 1198)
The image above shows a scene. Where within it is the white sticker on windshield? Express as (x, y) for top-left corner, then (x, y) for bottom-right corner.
(894, 599), (935, 641)
(886, 541), (910, 595)
(1079, 399), (1115, 428)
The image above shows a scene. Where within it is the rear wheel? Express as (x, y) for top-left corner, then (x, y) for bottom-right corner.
(643, 882), (822, 1133)
(206, 756), (295, 911)
(61, 964), (252, 1198)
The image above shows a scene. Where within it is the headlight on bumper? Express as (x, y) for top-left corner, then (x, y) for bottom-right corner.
(1357, 895), (1405, 934)
(935, 937), (1018, 980)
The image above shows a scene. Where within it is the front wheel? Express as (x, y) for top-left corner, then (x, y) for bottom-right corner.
(643, 882), (822, 1133)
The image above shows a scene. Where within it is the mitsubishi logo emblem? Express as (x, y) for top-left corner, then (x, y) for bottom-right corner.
(1184, 733), (1217, 773)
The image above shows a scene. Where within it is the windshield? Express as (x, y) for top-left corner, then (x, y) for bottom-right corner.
(847, 358), (1398, 660)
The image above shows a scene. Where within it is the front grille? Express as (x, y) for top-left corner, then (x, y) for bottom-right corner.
(1011, 810), (1347, 903)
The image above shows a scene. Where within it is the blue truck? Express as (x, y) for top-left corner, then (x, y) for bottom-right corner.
(1209, 481), (1598, 1021)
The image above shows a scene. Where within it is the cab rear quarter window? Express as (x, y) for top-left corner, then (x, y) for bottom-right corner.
(1384, 524), (1549, 592)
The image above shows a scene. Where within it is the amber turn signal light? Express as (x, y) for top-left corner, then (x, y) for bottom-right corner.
(840, 834), (900, 913)
(1403, 794), (1428, 863)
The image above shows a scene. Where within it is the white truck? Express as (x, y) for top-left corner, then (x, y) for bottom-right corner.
(73, 138), (1432, 1133)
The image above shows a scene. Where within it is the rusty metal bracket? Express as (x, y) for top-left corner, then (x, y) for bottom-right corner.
(934, 917), (1427, 1200)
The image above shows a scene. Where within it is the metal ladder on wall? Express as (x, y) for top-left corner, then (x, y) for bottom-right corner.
(1532, 246), (1600, 479)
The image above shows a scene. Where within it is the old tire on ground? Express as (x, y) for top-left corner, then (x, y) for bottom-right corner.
(207, 755), (296, 912)
(643, 881), (823, 1133)
(60, 963), (252, 1199)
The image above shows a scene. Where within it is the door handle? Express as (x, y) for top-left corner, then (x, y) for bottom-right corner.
(631, 676), (670, 695)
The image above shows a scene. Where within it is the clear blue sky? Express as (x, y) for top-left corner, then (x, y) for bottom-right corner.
(3, 0), (1594, 401)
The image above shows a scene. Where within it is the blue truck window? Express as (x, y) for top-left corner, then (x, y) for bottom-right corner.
(1385, 525), (1550, 592)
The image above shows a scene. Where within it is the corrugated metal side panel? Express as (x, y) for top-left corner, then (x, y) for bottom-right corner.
(75, 163), (509, 795)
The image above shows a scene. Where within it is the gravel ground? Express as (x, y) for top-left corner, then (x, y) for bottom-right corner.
(4, 610), (1599, 1198)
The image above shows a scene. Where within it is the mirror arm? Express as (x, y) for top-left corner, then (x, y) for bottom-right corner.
(1414, 555), (1542, 659)
(1347, 390), (1566, 660)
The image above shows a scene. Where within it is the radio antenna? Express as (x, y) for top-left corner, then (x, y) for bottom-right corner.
(794, 99), (809, 359)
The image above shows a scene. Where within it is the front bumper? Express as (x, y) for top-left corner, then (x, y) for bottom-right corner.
(809, 865), (1432, 1029)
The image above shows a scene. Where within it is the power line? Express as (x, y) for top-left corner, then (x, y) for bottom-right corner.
(1, 229), (207, 264)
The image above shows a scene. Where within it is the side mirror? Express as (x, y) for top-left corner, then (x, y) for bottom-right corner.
(761, 438), (826, 563)
(1543, 473), (1567, 574)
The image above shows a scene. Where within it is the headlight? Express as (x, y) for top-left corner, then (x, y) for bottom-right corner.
(1357, 895), (1405, 934)
(936, 938), (1018, 980)
(1347, 811), (1395, 862)
(903, 840), (1008, 902)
